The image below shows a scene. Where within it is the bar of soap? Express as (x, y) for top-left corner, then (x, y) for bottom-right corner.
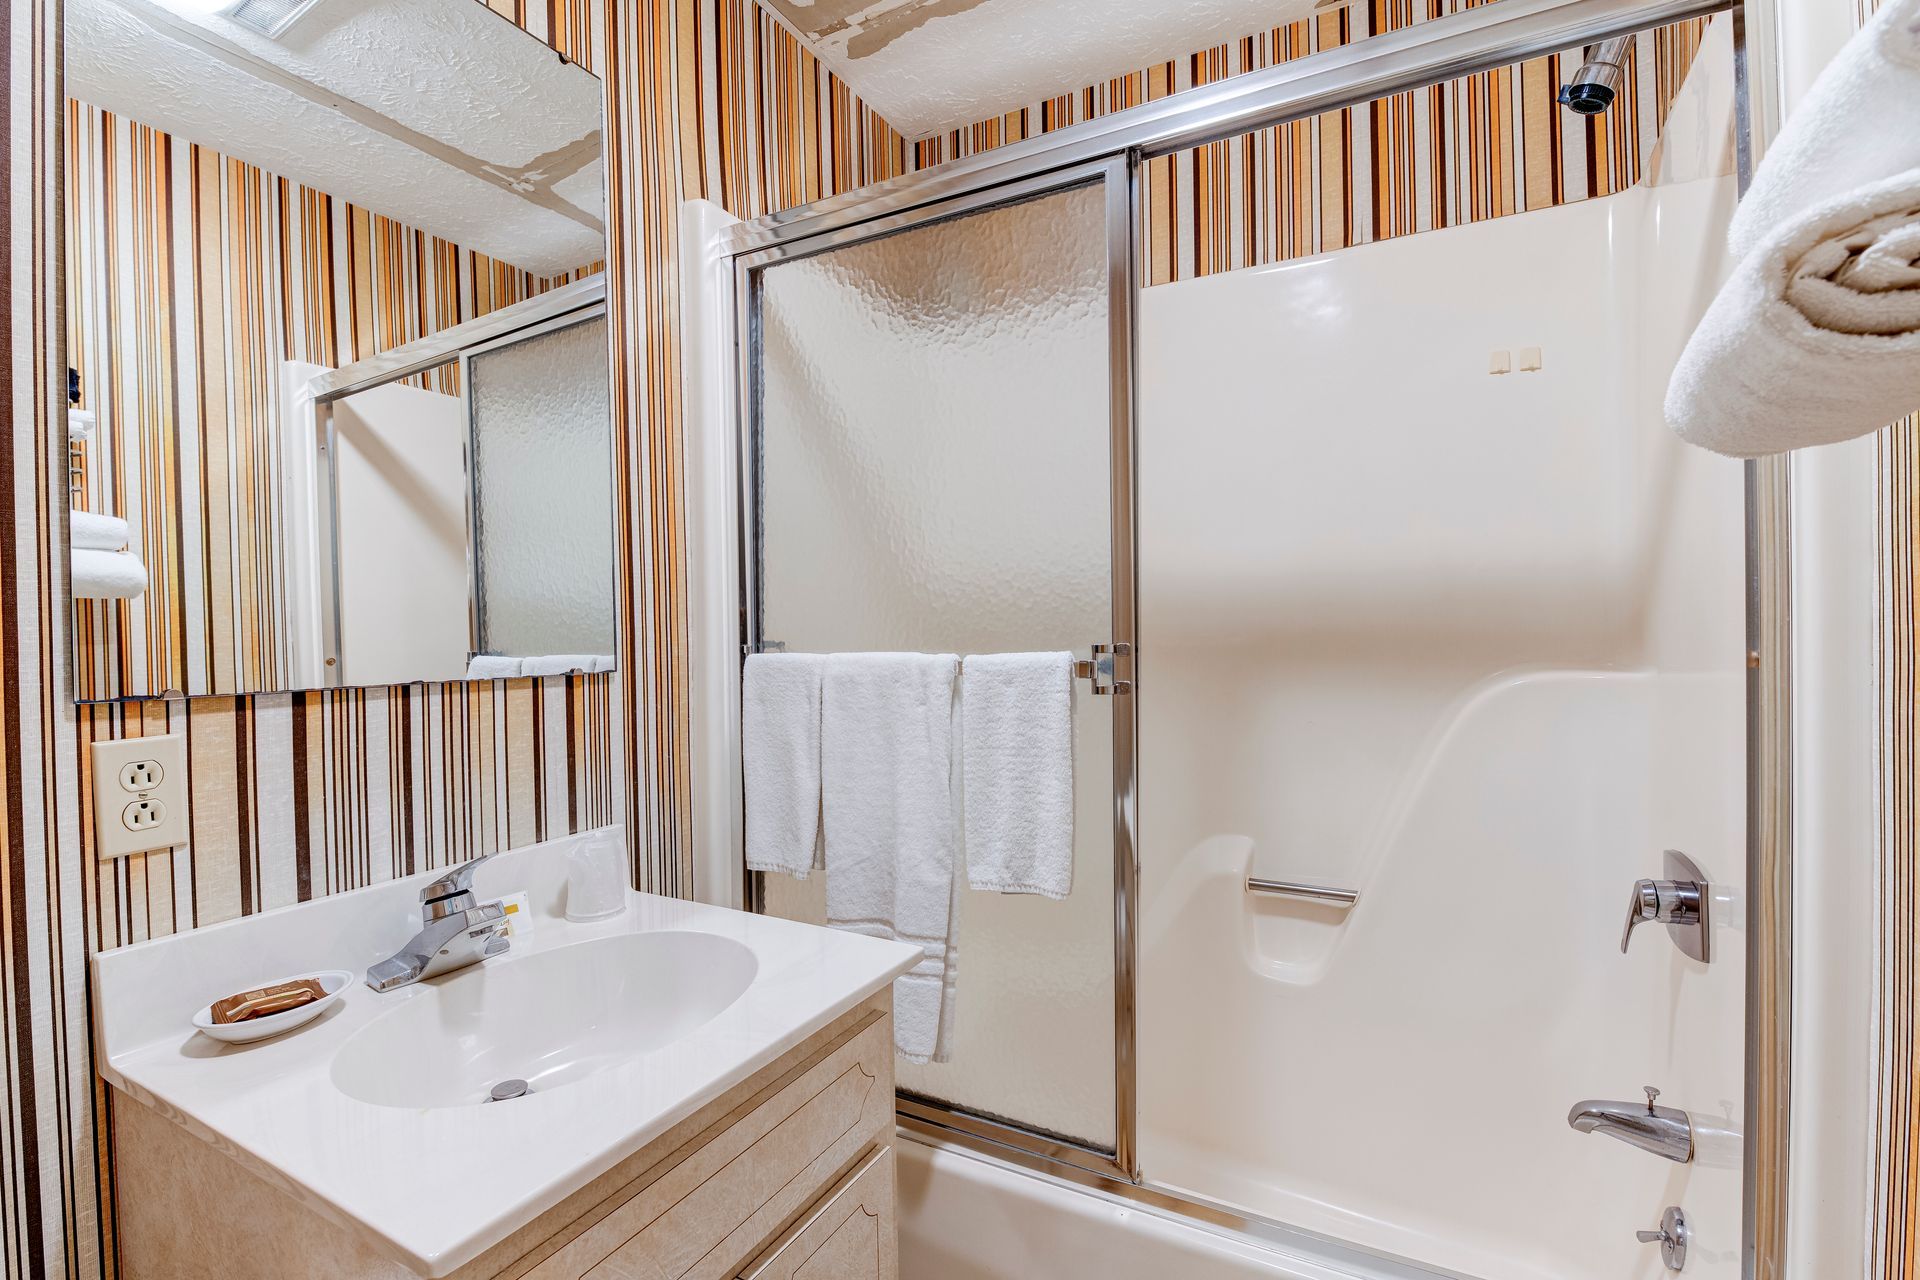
(210, 978), (326, 1025)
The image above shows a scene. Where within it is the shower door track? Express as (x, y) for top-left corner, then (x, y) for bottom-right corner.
(722, 0), (1791, 1275)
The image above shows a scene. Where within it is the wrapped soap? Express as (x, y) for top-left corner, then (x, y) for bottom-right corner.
(210, 978), (326, 1025)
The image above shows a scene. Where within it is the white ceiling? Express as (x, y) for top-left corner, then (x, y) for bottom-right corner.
(67, 0), (604, 276)
(757, 0), (1323, 140)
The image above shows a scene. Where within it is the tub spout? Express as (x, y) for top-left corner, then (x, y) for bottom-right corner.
(1567, 1086), (1694, 1164)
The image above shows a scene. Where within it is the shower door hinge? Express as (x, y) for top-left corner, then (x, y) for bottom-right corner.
(1074, 643), (1131, 696)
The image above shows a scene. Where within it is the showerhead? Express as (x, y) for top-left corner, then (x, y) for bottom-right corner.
(1558, 36), (1632, 115)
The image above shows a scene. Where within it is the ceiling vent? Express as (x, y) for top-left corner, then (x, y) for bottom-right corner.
(221, 0), (325, 39)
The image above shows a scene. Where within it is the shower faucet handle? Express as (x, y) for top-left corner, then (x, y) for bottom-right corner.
(1643, 1086), (1661, 1111)
(1618, 851), (1712, 964)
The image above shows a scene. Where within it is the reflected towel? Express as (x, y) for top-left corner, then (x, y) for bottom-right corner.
(822, 652), (960, 1064)
(521, 655), (595, 677)
(1727, 0), (1920, 258)
(465, 655), (523, 679)
(961, 652), (1075, 899)
(70, 510), (128, 551)
(72, 549), (146, 600)
(1667, 167), (1920, 456)
(743, 653), (824, 879)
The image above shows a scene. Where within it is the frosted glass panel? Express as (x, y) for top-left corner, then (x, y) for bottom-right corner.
(756, 182), (1115, 1149)
(469, 316), (615, 658)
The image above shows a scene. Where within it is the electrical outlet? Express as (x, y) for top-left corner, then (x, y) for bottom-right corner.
(91, 735), (189, 859)
(119, 759), (162, 793)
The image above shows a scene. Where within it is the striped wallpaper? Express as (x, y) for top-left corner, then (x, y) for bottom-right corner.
(65, 103), (599, 702)
(0, 2), (1823, 1279)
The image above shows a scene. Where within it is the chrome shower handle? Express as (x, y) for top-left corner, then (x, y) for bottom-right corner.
(1619, 850), (1711, 962)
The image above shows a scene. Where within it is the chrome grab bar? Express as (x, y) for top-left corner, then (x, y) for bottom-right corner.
(1245, 877), (1360, 908)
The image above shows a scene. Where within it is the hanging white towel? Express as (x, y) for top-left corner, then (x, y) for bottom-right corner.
(1726, 0), (1920, 259)
(587, 654), (617, 673)
(1666, 167), (1920, 456)
(822, 652), (960, 1064)
(743, 653), (824, 879)
(465, 655), (524, 679)
(961, 652), (1076, 899)
(72, 549), (147, 600)
(70, 511), (128, 552)
(521, 655), (596, 677)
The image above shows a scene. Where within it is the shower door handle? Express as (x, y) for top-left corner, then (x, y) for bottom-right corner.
(1073, 643), (1131, 695)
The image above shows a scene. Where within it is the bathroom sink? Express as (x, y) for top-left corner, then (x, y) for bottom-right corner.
(330, 931), (757, 1109)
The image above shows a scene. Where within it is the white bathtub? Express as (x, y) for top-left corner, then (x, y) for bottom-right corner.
(896, 1137), (1455, 1280)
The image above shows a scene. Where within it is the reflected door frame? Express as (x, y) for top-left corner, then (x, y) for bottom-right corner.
(729, 154), (1142, 1182)
(305, 276), (607, 688)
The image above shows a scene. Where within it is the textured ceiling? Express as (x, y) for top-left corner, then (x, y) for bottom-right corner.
(758, 0), (1324, 139)
(67, 0), (604, 275)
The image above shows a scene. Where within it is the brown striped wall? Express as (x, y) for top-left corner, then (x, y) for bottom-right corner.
(0, 0), (1754, 1276)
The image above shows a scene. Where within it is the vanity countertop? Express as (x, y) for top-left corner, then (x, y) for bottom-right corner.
(91, 839), (917, 1277)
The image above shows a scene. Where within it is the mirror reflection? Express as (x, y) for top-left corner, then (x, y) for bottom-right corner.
(64, 0), (614, 700)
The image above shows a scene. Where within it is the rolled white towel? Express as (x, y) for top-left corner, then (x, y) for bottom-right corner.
(521, 654), (595, 677)
(465, 655), (523, 679)
(1727, 0), (1920, 259)
(72, 549), (147, 600)
(70, 510), (128, 551)
(1666, 168), (1920, 457)
(67, 408), (96, 443)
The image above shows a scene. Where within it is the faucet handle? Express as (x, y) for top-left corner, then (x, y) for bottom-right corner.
(1620, 879), (1661, 953)
(1643, 1085), (1661, 1112)
(420, 851), (498, 917)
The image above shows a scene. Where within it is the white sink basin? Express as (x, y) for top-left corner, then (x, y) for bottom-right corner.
(330, 931), (757, 1109)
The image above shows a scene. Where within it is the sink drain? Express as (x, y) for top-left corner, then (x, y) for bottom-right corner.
(488, 1078), (529, 1103)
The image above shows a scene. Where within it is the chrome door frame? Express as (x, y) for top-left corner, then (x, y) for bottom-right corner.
(720, 0), (1791, 1273)
(731, 154), (1140, 1182)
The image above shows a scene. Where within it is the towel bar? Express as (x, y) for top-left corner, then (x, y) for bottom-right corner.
(1245, 877), (1360, 908)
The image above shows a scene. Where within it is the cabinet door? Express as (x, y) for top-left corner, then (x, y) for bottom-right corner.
(739, 1145), (896, 1280)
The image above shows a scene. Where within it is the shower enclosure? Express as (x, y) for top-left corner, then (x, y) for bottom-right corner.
(697, 0), (1786, 1275)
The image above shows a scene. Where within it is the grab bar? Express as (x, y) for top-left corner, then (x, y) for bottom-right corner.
(1245, 877), (1360, 908)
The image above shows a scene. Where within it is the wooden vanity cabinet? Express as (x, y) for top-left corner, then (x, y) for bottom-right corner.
(114, 992), (900, 1280)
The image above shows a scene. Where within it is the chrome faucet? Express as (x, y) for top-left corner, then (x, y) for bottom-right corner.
(1567, 1086), (1694, 1163)
(365, 852), (510, 992)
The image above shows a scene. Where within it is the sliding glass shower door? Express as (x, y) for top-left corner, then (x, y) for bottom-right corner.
(741, 165), (1136, 1166)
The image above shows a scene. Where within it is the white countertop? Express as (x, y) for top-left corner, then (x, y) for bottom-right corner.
(92, 837), (916, 1277)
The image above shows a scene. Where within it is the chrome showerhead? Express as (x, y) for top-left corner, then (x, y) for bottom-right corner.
(1558, 36), (1633, 115)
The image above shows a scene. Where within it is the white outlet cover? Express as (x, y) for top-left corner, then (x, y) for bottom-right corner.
(91, 734), (190, 859)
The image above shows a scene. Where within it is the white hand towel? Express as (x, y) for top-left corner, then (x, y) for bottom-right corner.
(71, 549), (147, 600)
(521, 654), (595, 677)
(961, 652), (1075, 899)
(1727, 0), (1920, 258)
(587, 654), (617, 673)
(1666, 167), (1920, 457)
(67, 408), (96, 443)
(70, 510), (128, 551)
(465, 655), (523, 679)
(743, 653), (824, 879)
(822, 652), (960, 1063)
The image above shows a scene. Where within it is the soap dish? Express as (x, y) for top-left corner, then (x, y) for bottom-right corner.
(191, 970), (353, 1044)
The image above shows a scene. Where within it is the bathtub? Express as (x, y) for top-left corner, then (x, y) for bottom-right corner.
(895, 1136), (1464, 1280)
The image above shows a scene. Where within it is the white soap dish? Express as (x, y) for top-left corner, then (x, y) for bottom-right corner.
(191, 969), (353, 1044)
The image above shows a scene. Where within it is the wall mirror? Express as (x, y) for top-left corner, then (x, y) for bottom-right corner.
(63, 0), (614, 701)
